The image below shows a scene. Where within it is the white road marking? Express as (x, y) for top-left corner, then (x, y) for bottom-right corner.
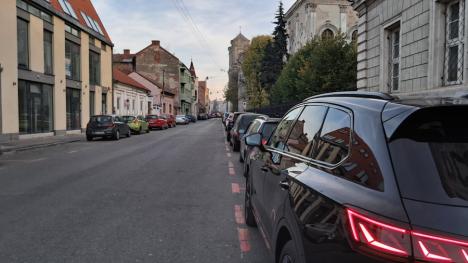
(68, 150), (78, 154)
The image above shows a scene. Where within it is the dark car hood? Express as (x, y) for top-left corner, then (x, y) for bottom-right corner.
(403, 198), (468, 237)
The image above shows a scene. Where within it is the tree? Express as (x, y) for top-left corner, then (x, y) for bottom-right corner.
(242, 35), (272, 109)
(271, 34), (357, 104)
(260, 1), (289, 96)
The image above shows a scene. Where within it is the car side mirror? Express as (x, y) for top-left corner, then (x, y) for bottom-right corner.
(245, 133), (263, 148)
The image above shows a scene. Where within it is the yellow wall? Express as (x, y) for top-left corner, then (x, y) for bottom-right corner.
(101, 44), (113, 114)
(29, 15), (44, 73)
(53, 17), (66, 132)
(80, 33), (90, 129)
(0, 0), (19, 134)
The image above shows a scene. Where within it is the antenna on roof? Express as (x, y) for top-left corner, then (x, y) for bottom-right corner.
(239, 26), (242, 34)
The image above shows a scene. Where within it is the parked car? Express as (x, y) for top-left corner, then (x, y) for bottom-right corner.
(185, 115), (197, 123)
(244, 91), (468, 263)
(222, 112), (230, 126)
(121, 115), (150, 134)
(198, 113), (208, 120)
(230, 113), (267, 152)
(146, 115), (168, 130)
(226, 112), (245, 140)
(161, 114), (176, 128)
(176, 115), (189, 125)
(86, 115), (131, 141)
(240, 117), (280, 166)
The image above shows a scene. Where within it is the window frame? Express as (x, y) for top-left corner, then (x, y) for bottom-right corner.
(389, 27), (401, 91)
(444, 0), (465, 86)
(17, 17), (29, 70)
(266, 103), (354, 169)
(43, 29), (53, 75)
(89, 50), (101, 86)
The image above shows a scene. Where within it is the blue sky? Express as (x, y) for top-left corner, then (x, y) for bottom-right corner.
(93, 0), (295, 100)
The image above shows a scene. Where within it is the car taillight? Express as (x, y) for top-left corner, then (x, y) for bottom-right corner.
(413, 231), (468, 262)
(346, 208), (468, 263)
(261, 138), (267, 145)
(346, 209), (412, 259)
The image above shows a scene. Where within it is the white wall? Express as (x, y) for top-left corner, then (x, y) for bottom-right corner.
(114, 83), (150, 116)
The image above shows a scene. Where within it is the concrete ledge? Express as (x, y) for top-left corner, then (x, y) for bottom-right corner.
(0, 133), (19, 143)
(66, 130), (82, 135)
(0, 135), (84, 155)
(55, 130), (66, 136)
(19, 132), (54, 140)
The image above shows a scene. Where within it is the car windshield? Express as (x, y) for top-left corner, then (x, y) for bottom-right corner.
(146, 116), (159, 119)
(389, 106), (468, 207)
(121, 116), (136, 123)
(177, 115), (185, 118)
(90, 116), (112, 123)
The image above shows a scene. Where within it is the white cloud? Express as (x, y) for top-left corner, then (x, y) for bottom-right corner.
(94, 0), (296, 100)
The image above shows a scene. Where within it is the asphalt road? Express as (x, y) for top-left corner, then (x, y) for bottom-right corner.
(0, 119), (271, 263)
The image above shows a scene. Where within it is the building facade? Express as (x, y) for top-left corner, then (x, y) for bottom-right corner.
(228, 33), (250, 112)
(179, 63), (195, 115)
(352, 0), (468, 96)
(198, 80), (207, 115)
(113, 40), (181, 115)
(113, 69), (150, 116)
(285, 0), (358, 54)
(189, 61), (199, 115)
(0, 0), (113, 141)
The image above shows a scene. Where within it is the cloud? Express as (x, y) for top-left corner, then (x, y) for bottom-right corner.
(94, 0), (295, 100)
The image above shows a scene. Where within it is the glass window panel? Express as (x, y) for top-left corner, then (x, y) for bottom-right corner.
(44, 30), (53, 75)
(449, 21), (459, 40)
(89, 51), (100, 85)
(450, 2), (460, 22)
(17, 18), (29, 69)
(65, 40), (80, 80)
(448, 45), (459, 82)
(285, 106), (328, 157)
(18, 80), (29, 133)
(66, 88), (81, 130)
(16, 0), (27, 10)
(314, 108), (351, 165)
(102, 93), (107, 114)
(90, 91), (95, 116)
(269, 107), (303, 150)
(64, 0), (78, 19)
(18, 81), (53, 134)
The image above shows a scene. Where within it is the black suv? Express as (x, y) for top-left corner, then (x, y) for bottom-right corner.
(244, 92), (468, 263)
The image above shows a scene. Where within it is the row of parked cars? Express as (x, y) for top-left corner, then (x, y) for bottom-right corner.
(224, 91), (468, 263)
(85, 114), (199, 141)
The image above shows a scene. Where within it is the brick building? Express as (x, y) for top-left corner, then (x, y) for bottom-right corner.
(113, 40), (180, 115)
(352, 0), (468, 97)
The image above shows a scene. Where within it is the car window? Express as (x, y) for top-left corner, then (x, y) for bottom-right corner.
(261, 122), (278, 141)
(285, 106), (328, 157)
(246, 120), (261, 135)
(239, 115), (260, 132)
(114, 116), (120, 122)
(313, 108), (351, 165)
(269, 107), (303, 150)
(91, 116), (112, 123)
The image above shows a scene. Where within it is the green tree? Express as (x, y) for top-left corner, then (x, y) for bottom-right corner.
(260, 1), (289, 96)
(242, 35), (272, 109)
(272, 34), (357, 104)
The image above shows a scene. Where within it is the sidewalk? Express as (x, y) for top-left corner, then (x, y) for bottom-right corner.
(0, 134), (85, 154)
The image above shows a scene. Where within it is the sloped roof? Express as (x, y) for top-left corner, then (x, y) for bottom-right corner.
(50, 0), (112, 43)
(232, 33), (249, 42)
(189, 60), (197, 78)
(113, 68), (150, 92)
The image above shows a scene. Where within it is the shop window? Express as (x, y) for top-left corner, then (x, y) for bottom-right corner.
(18, 81), (53, 134)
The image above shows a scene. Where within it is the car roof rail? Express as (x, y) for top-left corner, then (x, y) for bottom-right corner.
(304, 91), (396, 102)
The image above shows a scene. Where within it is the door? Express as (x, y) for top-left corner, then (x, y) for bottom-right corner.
(251, 106), (303, 241)
(262, 105), (328, 240)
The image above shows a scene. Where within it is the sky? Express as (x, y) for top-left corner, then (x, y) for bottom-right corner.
(93, 0), (296, 100)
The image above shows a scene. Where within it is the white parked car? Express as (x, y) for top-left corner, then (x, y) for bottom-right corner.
(176, 115), (189, 125)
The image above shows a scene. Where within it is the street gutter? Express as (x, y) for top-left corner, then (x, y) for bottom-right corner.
(0, 138), (83, 155)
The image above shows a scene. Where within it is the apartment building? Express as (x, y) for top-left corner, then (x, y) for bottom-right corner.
(352, 0), (468, 96)
(0, 0), (113, 141)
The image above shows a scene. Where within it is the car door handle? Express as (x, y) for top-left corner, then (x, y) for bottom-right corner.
(279, 181), (289, 190)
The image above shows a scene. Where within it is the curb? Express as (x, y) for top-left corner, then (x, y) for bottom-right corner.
(0, 138), (83, 155)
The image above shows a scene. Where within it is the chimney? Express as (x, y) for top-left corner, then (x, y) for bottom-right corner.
(123, 49), (130, 55)
(152, 40), (160, 46)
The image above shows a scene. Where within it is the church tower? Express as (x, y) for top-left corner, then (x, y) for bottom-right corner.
(228, 33), (250, 111)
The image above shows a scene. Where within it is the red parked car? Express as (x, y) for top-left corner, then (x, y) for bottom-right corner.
(146, 115), (169, 130)
(161, 114), (176, 128)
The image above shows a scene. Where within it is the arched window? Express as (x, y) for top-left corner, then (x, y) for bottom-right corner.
(352, 30), (358, 42)
(322, 29), (334, 39)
